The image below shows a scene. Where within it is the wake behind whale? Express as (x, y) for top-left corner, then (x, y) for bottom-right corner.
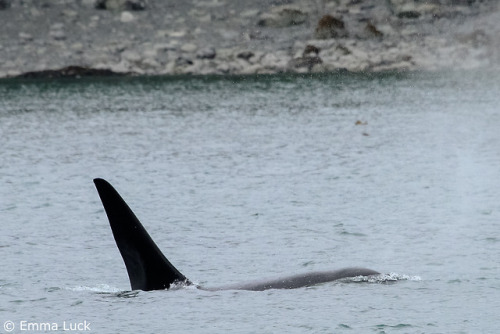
(93, 178), (381, 292)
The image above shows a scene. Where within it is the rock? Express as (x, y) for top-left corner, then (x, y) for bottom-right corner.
(18, 66), (125, 79)
(121, 50), (142, 62)
(51, 23), (64, 30)
(260, 52), (290, 70)
(196, 47), (216, 59)
(50, 30), (66, 40)
(19, 32), (33, 42)
(81, 0), (96, 7)
(0, 0), (497, 78)
(237, 51), (254, 61)
(49, 24), (66, 40)
(303, 44), (320, 56)
(142, 47), (157, 59)
(120, 11), (134, 22)
(240, 9), (259, 18)
(140, 57), (160, 70)
(175, 56), (193, 66)
(168, 30), (187, 38)
(314, 15), (347, 39)
(364, 21), (383, 38)
(153, 42), (178, 53)
(71, 43), (85, 54)
(257, 6), (308, 28)
(0, 0), (11, 10)
(388, 0), (442, 19)
(180, 43), (197, 53)
(95, 0), (146, 11)
(398, 10), (421, 19)
(62, 9), (78, 18)
(288, 56), (323, 71)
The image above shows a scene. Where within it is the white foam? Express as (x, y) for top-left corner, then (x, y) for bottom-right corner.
(67, 284), (122, 293)
(347, 273), (421, 283)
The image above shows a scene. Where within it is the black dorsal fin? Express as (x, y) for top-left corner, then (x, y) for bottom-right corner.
(93, 178), (189, 291)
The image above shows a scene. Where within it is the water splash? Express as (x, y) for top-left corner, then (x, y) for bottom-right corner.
(169, 281), (199, 291)
(345, 272), (421, 283)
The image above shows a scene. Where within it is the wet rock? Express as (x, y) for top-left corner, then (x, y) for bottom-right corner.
(18, 66), (125, 78)
(398, 10), (421, 19)
(95, 0), (146, 11)
(314, 15), (347, 39)
(258, 6), (308, 27)
(288, 56), (323, 71)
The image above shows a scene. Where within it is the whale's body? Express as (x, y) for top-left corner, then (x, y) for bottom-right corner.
(93, 178), (379, 291)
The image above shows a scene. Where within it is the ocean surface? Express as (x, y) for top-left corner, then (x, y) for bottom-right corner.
(1, 71), (499, 333)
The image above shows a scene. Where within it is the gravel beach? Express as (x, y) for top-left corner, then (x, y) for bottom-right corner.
(1, 0), (499, 78)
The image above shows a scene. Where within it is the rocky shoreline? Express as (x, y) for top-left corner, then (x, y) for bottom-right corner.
(1, 0), (499, 78)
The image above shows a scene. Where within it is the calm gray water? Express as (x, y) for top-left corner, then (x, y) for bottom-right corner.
(1, 71), (499, 333)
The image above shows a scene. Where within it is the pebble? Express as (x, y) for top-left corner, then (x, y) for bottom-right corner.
(50, 30), (66, 40)
(180, 43), (197, 53)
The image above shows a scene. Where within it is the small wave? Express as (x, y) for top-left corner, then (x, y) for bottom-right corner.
(67, 285), (141, 298)
(169, 280), (200, 291)
(67, 284), (123, 293)
(345, 272), (421, 283)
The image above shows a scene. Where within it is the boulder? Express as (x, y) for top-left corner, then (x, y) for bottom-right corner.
(258, 6), (308, 28)
(314, 15), (347, 39)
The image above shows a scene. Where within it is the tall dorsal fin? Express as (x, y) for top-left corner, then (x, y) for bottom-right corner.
(93, 178), (189, 291)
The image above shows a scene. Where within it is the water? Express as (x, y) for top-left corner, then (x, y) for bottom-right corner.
(1, 71), (499, 333)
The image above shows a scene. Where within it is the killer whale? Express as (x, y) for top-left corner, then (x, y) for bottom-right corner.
(93, 178), (380, 291)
